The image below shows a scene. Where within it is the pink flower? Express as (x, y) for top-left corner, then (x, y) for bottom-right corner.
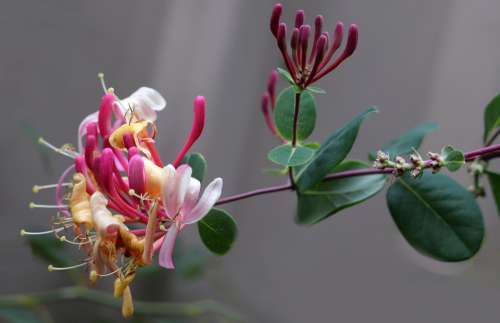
(157, 164), (223, 269)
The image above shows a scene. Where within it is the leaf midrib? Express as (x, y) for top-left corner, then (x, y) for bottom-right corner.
(398, 177), (472, 254)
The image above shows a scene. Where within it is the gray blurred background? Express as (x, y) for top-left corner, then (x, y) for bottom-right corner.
(2, 0), (500, 322)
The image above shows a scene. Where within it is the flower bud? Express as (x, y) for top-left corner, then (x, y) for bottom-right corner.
(270, 3), (283, 37)
(295, 9), (305, 28)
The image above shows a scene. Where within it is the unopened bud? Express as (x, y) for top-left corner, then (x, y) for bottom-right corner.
(343, 24), (358, 58)
(295, 10), (305, 28)
(270, 3), (283, 37)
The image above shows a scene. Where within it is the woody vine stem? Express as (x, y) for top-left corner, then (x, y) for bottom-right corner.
(216, 143), (500, 206)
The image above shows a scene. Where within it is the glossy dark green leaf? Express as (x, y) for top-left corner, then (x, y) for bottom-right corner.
(296, 160), (387, 225)
(486, 171), (500, 215)
(25, 234), (68, 267)
(369, 122), (439, 160)
(483, 94), (500, 143)
(187, 153), (207, 182)
(198, 208), (237, 255)
(387, 172), (484, 262)
(274, 87), (316, 142)
(295, 107), (378, 191)
(0, 307), (41, 323)
(276, 67), (295, 85)
(268, 144), (314, 167)
(441, 145), (465, 172)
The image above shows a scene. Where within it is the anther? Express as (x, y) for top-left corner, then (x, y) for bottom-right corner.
(98, 73), (107, 94)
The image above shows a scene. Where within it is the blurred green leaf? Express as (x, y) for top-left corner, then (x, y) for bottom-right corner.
(198, 208), (237, 255)
(26, 234), (68, 267)
(274, 87), (316, 142)
(486, 171), (500, 215)
(268, 144), (314, 167)
(369, 122), (439, 160)
(441, 145), (465, 172)
(0, 307), (41, 323)
(302, 142), (321, 150)
(276, 67), (295, 85)
(387, 172), (484, 262)
(187, 153), (207, 182)
(296, 160), (387, 225)
(174, 242), (208, 281)
(484, 94), (500, 143)
(263, 167), (289, 176)
(306, 86), (326, 94)
(296, 107), (378, 191)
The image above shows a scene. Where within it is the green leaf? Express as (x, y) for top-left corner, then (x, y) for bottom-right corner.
(295, 107), (378, 191)
(198, 208), (237, 255)
(303, 142), (321, 150)
(441, 145), (465, 172)
(276, 67), (295, 85)
(173, 240), (208, 280)
(296, 160), (387, 225)
(274, 87), (317, 142)
(263, 167), (289, 176)
(0, 307), (41, 323)
(483, 94), (500, 143)
(486, 171), (500, 214)
(369, 122), (439, 160)
(186, 153), (207, 182)
(25, 234), (68, 267)
(268, 144), (315, 167)
(387, 172), (484, 262)
(306, 86), (326, 94)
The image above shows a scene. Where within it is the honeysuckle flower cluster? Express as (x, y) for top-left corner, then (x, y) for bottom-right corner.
(270, 3), (358, 88)
(24, 76), (223, 318)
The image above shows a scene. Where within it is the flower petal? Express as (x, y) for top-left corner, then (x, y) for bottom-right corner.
(90, 192), (122, 237)
(120, 87), (166, 122)
(78, 111), (98, 152)
(182, 177), (201, 216)
(158, 222), (179, 269)
(164, 165), (192, 218)
(183, 178), (223, 225)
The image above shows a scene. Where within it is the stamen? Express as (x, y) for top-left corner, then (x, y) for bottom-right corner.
(98, 73), (107, 94)
(59, 235), (94, 246)
(97, 266), (122, 277)
(48, 262), (89, 272)
(32, 183), (72, 193)
(20, 227), (65, 236)
(38, 137), (77, 159)
(29, 202), (68, 209)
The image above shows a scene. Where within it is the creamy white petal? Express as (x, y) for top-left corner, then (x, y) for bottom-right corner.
(120, 87), (166, 122)
(164, 165), (192, 218)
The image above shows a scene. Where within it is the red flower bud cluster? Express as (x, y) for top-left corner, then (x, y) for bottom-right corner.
(270, 3), (358, 88)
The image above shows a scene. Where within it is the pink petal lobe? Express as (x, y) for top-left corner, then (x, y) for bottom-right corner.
(158, 222), (180, 269)
(182, 178), (201, 216)
(183, 178), (223, 225)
